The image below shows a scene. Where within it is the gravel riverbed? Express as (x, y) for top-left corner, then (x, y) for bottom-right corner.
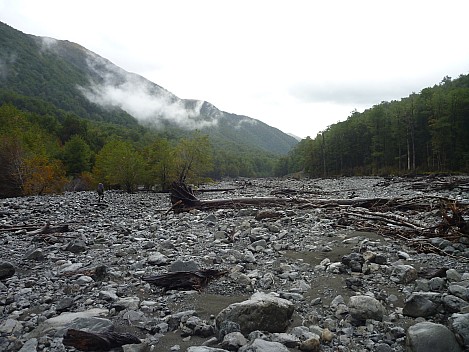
(1, 176), (469, 352)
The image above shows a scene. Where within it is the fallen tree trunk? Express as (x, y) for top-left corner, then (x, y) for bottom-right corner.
(195, 186), (240, 193)
(0, 222), (70, 234)
(63, 329), (141, 351)
(27, 222), (70, 235)
(170, 181), (293, 212)
(142, 269), (227, 291)
(169, 181), (393, 213)
(346, 208), (426, 230)
(0, 225), (40, 232)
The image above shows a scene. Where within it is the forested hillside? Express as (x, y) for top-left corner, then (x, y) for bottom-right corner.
(0, 21), (299, 197)
(0, 96), (285, 198)
(278, 74), (469, 177)
(0, 21), (297, 154)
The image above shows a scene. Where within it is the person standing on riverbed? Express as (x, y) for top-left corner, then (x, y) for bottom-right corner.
(97, 183), (104, 202)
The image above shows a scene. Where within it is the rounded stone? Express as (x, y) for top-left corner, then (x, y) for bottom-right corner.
(406, 321), (462, 352)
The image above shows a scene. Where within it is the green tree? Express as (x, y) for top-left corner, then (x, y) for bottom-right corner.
(286, 74), (469, 176)
(59, 114), (89, 143)
(174, 132), (213, 183)
(94, 140), (146, 192)
(62, 135), (92, 176)
(143, 138), (175, 191)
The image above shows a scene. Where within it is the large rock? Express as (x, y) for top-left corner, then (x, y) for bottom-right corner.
(448, 284), (469, 301)
(443, 294), (468, 313)
(406, 321), (462, 352)
(169, 259), (199, 272)
(403, 292), (440, 317)
(238, 338), (290, 352)
(65, 239), (87, 253)
(147, 252), (170, 266)
(391, 264), (418, 284)
(113, 296), (141, 311)
(0, 262), (15, 280)
(23, 248), (45, 261)
(215, 292), (294, 335)
(0, 318), (23, 334)
(449, 313), (469, 348)
(17, 338), (38, 352)
(220, 332), (248, 351)
(348, 295), (385, 322)
(24, 308), (109, 338)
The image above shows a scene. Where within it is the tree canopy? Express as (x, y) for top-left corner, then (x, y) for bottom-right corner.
(280, 74), (469, 177)
(0, 98), (279, 197)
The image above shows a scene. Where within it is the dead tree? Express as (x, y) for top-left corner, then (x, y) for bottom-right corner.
(142, 269), (227, 291)
(62, 329), (141, 351)
(169, 181), (392, 213)
(0, 222), (70, 234)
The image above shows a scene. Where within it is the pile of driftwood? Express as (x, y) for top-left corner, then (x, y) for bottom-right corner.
(169, 181), (469, 258)
(409, 175), (469, 192)
(344, 199), (468, 256)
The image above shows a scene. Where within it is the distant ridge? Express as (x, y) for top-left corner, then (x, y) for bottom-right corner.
(0, 21), (298, 155)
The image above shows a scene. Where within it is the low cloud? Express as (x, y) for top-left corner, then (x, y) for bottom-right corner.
(0, 58), (6, 80)
(0, 52), (17, 80)
(78, 53), (218, 130)
(40, 36), (58, 51)
(233, 117), (258, 130)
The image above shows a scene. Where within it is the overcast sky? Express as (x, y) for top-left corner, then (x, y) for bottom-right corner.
(2, 0), (469, 138)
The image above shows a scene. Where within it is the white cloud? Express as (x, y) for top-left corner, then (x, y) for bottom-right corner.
(0, 58), (7, 79)
(232, 117), (258, 130)
(39, 36), (58, 51)
(78, 64), (217, 130)
(82, 82), (214, 130)
(0, 51), (17, 80)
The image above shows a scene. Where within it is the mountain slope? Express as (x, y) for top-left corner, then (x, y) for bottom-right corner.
(0, 21), (297, 155)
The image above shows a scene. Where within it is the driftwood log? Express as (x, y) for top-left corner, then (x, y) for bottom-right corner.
(28, 222), (70, 235)
(0, 222), (73, 243)
(142, 269), (227, 292)
(62, 329), (141, 351)
(195, 186), (240, 193)
(0, 222), (70, 234)
(169, 181), (393, 213)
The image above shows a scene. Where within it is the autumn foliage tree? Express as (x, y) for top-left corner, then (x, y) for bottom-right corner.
(0, 104), (64, 197)
(0, 136), (24, 197)
(21, 155), (67, 195)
